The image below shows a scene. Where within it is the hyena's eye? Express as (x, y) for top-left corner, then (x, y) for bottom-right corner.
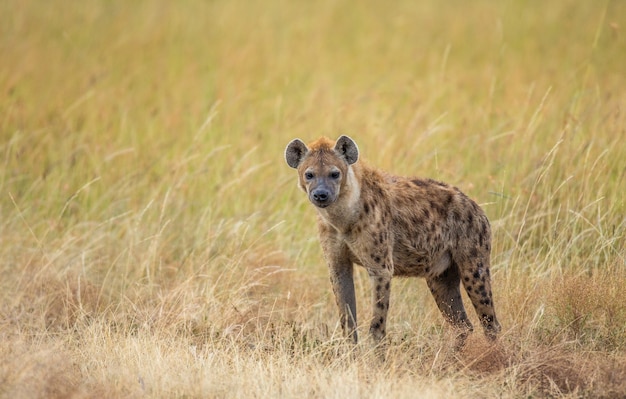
(330, 171), (340, 179)
(304, 172), (314, 180)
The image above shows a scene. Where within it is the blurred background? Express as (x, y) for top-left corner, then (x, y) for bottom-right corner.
(1, 1), (625, 397)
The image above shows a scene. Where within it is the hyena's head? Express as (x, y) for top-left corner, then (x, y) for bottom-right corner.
(284, 135), (359, 209)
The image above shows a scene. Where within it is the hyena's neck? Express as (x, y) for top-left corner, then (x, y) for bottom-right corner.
(317, 164), (362, 233)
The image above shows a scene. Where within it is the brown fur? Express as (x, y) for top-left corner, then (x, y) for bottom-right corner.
(285, 135), (501, 345)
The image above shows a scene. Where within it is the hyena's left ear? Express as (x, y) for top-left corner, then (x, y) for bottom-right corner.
(285, 139), (309, 168)
(335, 135), (359, 165)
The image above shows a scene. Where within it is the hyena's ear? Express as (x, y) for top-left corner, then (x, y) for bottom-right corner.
(285, 139), (309, 168)
(334, 135), (359, 165)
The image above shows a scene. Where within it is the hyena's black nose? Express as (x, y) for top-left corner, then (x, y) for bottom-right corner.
(312, 190), (329, 202)
(311, 188), (333, 208)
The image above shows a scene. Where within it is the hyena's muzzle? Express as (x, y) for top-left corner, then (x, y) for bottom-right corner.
(308, 177), (338, 208)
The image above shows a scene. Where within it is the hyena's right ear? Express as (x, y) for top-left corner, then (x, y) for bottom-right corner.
(285, 139), (309, 168)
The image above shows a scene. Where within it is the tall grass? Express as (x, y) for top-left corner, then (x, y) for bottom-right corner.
(1, 0), (625, 397)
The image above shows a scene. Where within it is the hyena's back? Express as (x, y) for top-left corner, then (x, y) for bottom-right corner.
(351, 173), (491, 280)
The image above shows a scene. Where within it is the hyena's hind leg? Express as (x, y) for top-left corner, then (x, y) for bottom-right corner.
(458, 254), (501, 340)
(426, 260), (474, 347)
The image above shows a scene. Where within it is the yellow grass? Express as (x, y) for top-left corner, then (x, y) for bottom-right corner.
(1, 0), (625, 397)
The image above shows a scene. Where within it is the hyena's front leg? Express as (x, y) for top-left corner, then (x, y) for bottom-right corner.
(368, 268), (392, 343)
(329, 260), (358, 343)
(321, 233), (358, 342)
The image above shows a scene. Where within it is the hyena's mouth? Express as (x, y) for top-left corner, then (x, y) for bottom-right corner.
(313, 201), (331, 209)
(310, 196), (333, 208)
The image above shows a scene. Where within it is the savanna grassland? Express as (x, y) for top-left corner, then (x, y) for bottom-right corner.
(1, 1), (625, 397)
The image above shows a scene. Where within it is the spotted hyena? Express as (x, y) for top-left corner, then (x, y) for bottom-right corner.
(285, 135), (501, 346)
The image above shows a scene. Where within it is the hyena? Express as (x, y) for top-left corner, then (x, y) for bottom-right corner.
(285, 135), (501, 346)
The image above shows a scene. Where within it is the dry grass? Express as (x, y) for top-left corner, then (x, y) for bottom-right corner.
(1, 0), (625, 397)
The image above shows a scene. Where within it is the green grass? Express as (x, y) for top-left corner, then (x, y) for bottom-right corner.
(1, 0), (625, 397)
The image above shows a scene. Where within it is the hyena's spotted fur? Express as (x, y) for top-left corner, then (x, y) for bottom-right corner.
(285, 135), (501, 345)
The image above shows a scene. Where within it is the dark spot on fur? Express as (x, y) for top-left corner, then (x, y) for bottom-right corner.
(376, 302), (385, 309)
(372, 322), (381, 330)
(466, 286), (472, 292)
(473, 270), (480, 279)
(379, 317), (384, 324)
(481, 220), (488, 235)
(376, 284), (381, 292)
(385, 282), (390, 290)
(364, 202), (370, 214)
(412, 179), (427, 187)
(452, 209), (462, 221)
(428, 178), (447, 187)
(467, 212), (474, 225)
(470, 248), (478, 258)
(423, 209), (430, 219)
(429, 200), (445, 217)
